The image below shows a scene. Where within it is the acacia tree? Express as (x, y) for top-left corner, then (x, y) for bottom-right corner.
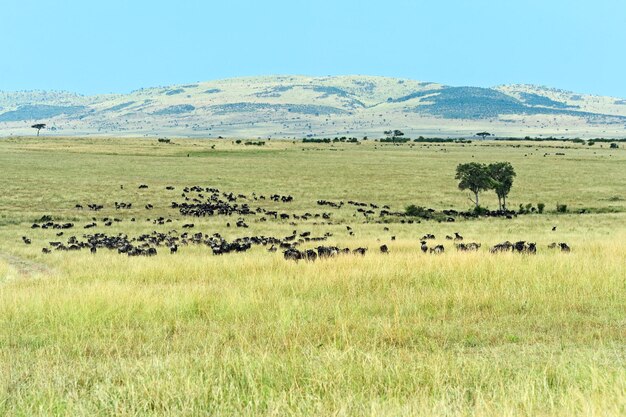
(488, 162), (516, 211)
(31, 123), (46, 136)
(455, 162), (493, 208)
(476, 131), (491, 139)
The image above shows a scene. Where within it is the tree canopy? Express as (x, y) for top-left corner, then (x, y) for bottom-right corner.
(455, 162), (494, 208)
(488, 162), (516, 210)
(31, 123), (46, 136)
(455, 161), (516, 210)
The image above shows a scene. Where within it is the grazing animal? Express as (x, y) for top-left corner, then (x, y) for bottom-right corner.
(42, 248), (51, 254)
(303, 249), (317, 261)
(429, 245), (444, 254)
(552, 226), (557, 231)
(352, 247), (367, 256)
(379, 244), (389, 254)
(22, 236), (31, 245)
(558, 242), (571, 252)
(490, 241), (513, 253)
(420, 241), (428, 253)
(454, 232), (463, 241)
(317, 246), (339, 258)
(455, 242), (481, 251)
(283, 248), (302, 261)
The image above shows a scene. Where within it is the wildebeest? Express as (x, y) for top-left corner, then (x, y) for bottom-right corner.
(490, 241), (514, 253)
(318, 246), (339, 258)
(549, 242), (571, 252)
(492, 241), (536, 254)
(455, 242), (481, 251)
(352, 247), (367, 256)
(283, 248), (302, 261)
(380, 244), (389, 254)
(429, 245), (444, 254)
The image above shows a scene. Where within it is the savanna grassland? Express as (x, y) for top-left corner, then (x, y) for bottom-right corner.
(0, 137), (624, 416)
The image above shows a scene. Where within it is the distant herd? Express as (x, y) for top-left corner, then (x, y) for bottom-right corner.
(20, 184), (571, 261)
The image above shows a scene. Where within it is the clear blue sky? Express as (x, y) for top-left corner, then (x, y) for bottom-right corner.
(2, 0), (625, 97)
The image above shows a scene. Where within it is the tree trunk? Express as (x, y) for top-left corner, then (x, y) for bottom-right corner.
(502, 195), (507, 211)
(474, 191), (479, 208)
(36, 129), (40, 136)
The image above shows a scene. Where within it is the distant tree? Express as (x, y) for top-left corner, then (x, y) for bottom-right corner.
(476, 131), (492, 139)
(32, 123), (46, 136)
(384, 129), (404, 138)
(488, 162), (516, 211)
(455, 162), (493, 208)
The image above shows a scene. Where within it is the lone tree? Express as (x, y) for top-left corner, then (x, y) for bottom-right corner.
(31, 123), (46, 136)
(455, 162), (493, 208)
(488, 162), (516, 211)
(476, 131), (491, 139)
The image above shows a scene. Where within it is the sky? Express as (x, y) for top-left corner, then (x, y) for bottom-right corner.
(2, 0), (625, 97)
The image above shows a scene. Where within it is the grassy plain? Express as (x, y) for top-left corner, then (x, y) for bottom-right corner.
(0, 137), (625, 416)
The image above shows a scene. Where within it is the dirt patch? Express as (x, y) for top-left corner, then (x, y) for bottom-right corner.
(0, 252), (56, 280)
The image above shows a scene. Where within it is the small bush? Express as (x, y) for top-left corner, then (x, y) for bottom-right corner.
(405, 204), (428, 217)
(473, 205), (490, 215)
(556, 204), (568, 213)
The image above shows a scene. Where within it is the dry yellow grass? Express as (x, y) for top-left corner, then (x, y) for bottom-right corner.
(0, 137), (624, 416)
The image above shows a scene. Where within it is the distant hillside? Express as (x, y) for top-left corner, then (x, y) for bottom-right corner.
(1, 76), (625, 138)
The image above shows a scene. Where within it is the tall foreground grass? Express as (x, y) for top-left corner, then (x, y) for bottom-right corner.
(0, 137), (625, 415)
(1, 243), (625, 416)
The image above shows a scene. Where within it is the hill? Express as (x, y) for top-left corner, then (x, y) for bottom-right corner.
(1, 75), (626, 138)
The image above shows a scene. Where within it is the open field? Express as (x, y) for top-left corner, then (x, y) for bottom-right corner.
(0, 137), (625, 416)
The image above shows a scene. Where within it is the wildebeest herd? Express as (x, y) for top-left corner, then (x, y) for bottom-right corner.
(22, 184), (571, 260)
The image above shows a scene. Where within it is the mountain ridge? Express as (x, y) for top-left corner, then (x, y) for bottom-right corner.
(1, 75), (625, 138)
